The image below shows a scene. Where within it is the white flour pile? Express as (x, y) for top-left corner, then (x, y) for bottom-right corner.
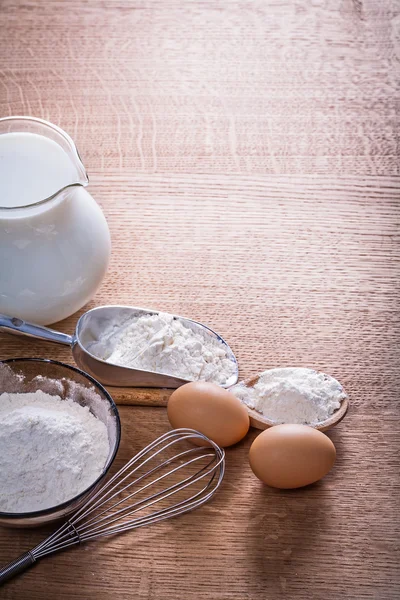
(88, 312), (236, 385)
(231, 367), (347, 425)
(0, 390), (110, 513)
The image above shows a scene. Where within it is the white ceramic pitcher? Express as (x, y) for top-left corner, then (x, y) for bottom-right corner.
(0, 117), (111, 325)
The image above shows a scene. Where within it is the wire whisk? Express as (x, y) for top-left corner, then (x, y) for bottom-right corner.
(0, 428), (225, 585)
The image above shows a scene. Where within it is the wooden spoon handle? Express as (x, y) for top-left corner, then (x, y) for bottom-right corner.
(106, 386), (171, 406)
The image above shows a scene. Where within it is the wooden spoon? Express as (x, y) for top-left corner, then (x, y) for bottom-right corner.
(229, 373), (349, 432)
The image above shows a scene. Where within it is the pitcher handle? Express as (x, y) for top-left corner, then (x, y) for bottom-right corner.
(0, 314), (73, 346)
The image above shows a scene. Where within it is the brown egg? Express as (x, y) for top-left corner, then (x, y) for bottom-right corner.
(167, 381), (250, 447)
(249, 424), (336, 489)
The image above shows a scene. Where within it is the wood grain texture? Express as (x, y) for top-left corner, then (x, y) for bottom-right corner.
(1, 1), (400, 599)
(0, 0), (399, 176)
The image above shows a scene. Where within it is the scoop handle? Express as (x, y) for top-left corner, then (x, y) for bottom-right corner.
(0, 314), (72, 346)
(0, 552), (36, 585)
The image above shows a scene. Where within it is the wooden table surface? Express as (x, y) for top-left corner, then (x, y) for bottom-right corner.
(1, 1), (399, 598)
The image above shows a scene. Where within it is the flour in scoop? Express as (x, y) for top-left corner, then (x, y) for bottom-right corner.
(0, 390), (110, 513)
(231, 367), (347, 425)
(88, 312), (236, 385)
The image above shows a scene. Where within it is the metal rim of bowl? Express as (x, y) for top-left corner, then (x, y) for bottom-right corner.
(0, 357), (121, 519)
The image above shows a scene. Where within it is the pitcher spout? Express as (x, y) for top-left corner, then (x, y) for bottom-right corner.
(0, 116), (89, 210)
(63, 130), (89, 187)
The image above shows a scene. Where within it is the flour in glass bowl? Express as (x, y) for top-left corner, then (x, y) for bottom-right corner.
(0, 390), (110, 513)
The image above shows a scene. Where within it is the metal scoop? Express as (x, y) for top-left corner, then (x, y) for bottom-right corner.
(0, 306), (239, 388)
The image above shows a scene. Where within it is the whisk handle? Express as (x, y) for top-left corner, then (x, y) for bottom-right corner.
(0, 551), (36, 585)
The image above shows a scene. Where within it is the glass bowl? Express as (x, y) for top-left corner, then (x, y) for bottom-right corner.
(0, 358), (121, 528)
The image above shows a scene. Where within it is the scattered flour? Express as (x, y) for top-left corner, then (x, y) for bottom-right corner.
(88, 312), (236, 385)
(0, 390), (110, 513)
(231, 367), (347, 425)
